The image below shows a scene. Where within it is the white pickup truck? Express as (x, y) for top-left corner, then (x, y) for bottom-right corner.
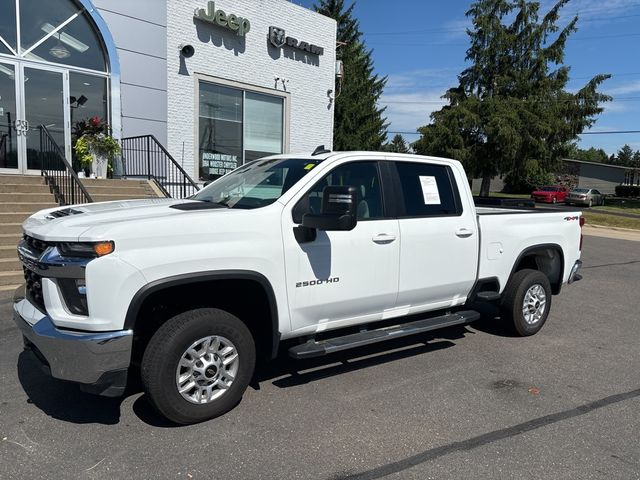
(14, 151), (584, 424)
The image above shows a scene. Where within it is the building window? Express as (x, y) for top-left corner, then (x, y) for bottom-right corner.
(198, 80), (284, 181)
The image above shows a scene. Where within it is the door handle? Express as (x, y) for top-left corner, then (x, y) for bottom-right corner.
(372, 233), (397, 244)
(455, 228), (474, 238)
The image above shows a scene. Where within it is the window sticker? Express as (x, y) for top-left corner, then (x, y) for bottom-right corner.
(419, 176), (441, 205)
(304, 163), (316, 171)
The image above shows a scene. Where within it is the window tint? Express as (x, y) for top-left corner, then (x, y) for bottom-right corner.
(293, 161), (384, 223)
(592, 189), (601, 195)
(395, 162), (461, 217)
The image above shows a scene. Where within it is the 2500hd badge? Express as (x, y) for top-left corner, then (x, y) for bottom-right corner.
(296, 277), (340, 288)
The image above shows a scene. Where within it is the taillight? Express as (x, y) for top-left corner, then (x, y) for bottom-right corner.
(579, 216), (585, 250)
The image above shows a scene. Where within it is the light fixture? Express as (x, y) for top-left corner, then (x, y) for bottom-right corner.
(49, 41), (71, 59)
(83, 82), (91, 86)
(41, 23), (89, 53)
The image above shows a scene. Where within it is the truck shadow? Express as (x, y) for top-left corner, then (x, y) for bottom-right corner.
(16, 313), (513, 427)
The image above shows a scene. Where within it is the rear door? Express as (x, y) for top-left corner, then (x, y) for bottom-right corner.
(391, 160), (479, 314)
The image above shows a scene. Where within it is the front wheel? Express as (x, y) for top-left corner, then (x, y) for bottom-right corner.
(501, 269), (552, 336)
(141, 308), (256, 425)
(588, 199), (593, 208)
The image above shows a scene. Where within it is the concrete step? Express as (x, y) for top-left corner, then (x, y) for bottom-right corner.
(0, 245), (18, 259)
(91, 194), (154, 202)
(0, 257), (21, 270)
(0, 175), (45, 185)
(0, 224), (23, 235)
(81, 179), (148, 187)
(83, 185), (153, 195)
(0, 234), (21, 246)
(0, 183), (52, 194)
(0, 202), (57, 213)
(0, 192), (56, 203)
(0, 284), (22, 293)
(0, 270), (24, 286)
(0, 212), (31, 224)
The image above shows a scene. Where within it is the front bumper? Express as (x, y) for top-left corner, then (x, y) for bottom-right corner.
(13, 297), (133, 397)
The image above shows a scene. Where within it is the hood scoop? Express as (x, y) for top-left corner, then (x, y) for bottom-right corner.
(45, 207), (85, 220)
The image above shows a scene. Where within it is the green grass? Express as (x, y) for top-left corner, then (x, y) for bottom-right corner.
(582, 212), (640, 230)
(592, 197), (640, 215)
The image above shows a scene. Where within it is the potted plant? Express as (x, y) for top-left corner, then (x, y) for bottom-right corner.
(73, 116), (121, 179)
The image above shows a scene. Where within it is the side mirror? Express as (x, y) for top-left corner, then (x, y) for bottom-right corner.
(302, 186), (358, 231)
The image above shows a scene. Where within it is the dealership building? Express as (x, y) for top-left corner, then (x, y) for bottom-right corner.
(0, 0), (338, 181)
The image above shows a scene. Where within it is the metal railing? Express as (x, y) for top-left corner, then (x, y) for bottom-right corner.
(120, 135), (200, 199)
(39, 125), (93, 206)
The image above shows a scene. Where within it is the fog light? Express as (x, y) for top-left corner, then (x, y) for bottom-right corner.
(76, 279), (86, 295)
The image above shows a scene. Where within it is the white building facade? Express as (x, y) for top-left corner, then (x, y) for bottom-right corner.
(0, 0), (337, 182)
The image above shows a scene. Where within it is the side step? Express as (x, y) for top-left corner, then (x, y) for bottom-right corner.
(289, 310), (481, 359)
(476, 291), (501, 301)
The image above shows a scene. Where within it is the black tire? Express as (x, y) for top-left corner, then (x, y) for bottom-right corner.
(141, 308), (256, 425)
(500, 269), (552, 337)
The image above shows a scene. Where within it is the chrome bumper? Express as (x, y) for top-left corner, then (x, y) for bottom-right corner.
(568, 260), (583, 284)
(13, 299), (133, 397)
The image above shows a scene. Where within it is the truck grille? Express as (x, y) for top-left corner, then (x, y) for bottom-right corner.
(24, 267), (45, 312)
(20, 235), (54, 312)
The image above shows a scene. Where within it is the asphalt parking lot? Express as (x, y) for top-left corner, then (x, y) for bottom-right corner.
(1, 234), (639, 480)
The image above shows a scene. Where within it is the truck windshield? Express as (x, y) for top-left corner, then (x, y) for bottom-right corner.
(190, 158), (323, 209)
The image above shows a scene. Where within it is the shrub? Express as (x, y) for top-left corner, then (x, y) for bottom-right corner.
(615, 185), (640, 198)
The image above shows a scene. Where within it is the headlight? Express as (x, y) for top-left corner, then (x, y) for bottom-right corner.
(57, 241), (115, 258)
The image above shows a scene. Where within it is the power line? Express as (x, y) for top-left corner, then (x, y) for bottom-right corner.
(367, 32), (640, 47)
(387, 130), (640, 136)
(366, 13), (640, 37)
(380, 97), (640, 105)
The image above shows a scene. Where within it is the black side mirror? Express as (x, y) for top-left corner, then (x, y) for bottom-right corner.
(302, 186), (358, 231)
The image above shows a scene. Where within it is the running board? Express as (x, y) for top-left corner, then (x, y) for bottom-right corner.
(288, 310), (481, 359)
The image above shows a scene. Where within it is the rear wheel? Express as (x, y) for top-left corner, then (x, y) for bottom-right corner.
(141, 308), (256, 424)
(501, 269), (552, 336)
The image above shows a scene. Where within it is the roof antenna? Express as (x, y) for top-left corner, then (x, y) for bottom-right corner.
(312, 145), (331, 156)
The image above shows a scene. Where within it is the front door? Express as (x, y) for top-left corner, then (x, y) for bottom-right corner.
(0, 59), (20, 172)
(282, 160), (401, 335)
(0, 61), (70, 174)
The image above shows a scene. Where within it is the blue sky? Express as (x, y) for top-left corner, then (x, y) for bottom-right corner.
(295, 0), (640, 155)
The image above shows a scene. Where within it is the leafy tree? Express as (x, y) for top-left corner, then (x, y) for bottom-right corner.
(315, 0), (387, 150)
(567, 145), (608, 163)
(384, 134), (410, 153)
(616, 144), (634, 167)
(413, 0), (610, 195)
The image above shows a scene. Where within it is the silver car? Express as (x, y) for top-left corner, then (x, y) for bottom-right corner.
(566, 188), (605, 207)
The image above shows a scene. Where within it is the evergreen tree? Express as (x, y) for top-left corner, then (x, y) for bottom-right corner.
(617, 144), (634, 167)
(315, 0), (387, 150)
(633, 150), (640, 168)
(384, 134), (410, 153)
(414, 0), (610, 195)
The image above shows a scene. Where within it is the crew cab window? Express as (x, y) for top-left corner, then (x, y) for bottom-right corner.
(395, 162), (462, 217)
(293, 161), (384, 223)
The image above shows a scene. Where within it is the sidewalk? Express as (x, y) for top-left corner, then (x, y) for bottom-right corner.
(583, 225), (640, 242)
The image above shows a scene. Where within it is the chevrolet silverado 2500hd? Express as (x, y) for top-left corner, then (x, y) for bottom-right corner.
(14, 151), (584, 424)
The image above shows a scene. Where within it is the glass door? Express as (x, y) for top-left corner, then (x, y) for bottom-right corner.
(21, 64), (70, 173)
(0, 59), (20, 172)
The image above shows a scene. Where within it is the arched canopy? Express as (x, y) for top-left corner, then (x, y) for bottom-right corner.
(0, 0), (109, 72)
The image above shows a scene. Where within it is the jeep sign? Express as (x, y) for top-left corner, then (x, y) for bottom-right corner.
(194, 1), (251, 37)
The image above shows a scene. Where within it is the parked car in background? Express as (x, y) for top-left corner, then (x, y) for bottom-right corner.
(566, 188), (605, 207)
(530, 185), (569, 204)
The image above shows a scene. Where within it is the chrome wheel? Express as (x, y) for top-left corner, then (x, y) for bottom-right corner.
(175, 335), (240, 404)
(522, 284), (547, 325)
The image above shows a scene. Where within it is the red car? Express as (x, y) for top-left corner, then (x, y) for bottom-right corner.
(531, 185), (569, 204)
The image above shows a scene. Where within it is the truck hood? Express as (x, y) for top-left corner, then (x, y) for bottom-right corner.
(22, 198), (228, 242)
